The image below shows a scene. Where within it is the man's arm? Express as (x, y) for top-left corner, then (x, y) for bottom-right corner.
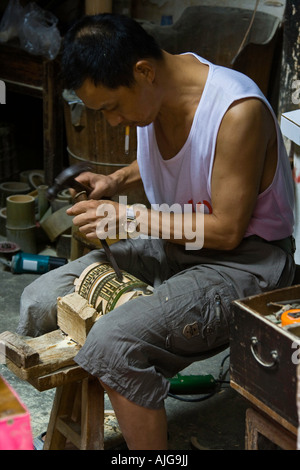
(135, 98), (275, 250)
(110, 159), (143, 193)
(73, 159), (142, 199)
(203, 97), (274, 250)
(69, 98), (275, 249)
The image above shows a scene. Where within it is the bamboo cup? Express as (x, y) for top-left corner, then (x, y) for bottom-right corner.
(6, 195), (37, 253)
(6, 195), (35, 229)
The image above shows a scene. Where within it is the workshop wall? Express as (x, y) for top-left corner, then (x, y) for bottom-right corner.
(278, 0), (300, 116)
(131, 0), (286, 25)
(0, 1), (287, 28)
(278, 1), (300, 264)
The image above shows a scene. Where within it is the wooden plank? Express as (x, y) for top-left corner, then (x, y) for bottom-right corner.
(231, 380), (298, 436)
(0, 331), (40, 368)
(28, 365), (88, 392)
(55, 416), (81, 449)
(57, 293), (98, 346)
(0, 44), (44, 89)
(43, 382), (79, 450)
(81, 376), (105, 450)
(246, 407), (297, 450)
(42, 57), (64, 184)
(5, 330), (80, 381)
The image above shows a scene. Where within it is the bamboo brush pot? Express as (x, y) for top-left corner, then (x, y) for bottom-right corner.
(6, 195), (37, 253)
(74, 262), (153, 314)
(6, 195), (36, 229)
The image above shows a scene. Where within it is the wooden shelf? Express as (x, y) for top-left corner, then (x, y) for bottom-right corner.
(0, 43), (64, 184)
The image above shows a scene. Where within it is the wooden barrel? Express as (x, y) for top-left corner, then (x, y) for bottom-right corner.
(63, 90), (137, 175)
(63, 90), (147, 205)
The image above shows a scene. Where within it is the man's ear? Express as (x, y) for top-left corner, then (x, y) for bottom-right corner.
(134, 60), (155, 83)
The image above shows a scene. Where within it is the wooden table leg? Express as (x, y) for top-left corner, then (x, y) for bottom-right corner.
(245, 408), (297, 450)
(80, 376), (105, 450)
(43, 376), (105, 450)
(44, 381), (79, 450)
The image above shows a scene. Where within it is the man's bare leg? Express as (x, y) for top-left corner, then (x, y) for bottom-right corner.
(100, 381), (168, 450)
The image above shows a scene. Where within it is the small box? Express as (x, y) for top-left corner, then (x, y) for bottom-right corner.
(281, 109), (300, 145)
(0, 376), (33, 450)
(230, 285), (300, 434)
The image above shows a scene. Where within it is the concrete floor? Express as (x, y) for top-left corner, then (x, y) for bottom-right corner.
(0, 240), (249, 451)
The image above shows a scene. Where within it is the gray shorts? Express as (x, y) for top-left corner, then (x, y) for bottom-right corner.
(17, 236), (295, 409)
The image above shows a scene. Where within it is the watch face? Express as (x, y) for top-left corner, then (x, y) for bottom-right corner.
(126, 207), (136, 220)
(125, 220), (137, 234)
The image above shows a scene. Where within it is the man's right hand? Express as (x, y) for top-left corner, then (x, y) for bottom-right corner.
(73, 171), (119, 200)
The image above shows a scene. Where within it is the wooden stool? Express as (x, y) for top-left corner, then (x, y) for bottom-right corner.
(8, 361), (122, 450)
(0, 328), (123, 450)
(44, 373), (105, 450)
(245, 408), (297, 450)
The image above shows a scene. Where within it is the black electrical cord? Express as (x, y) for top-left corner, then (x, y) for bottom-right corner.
(167, 391), (217, 403)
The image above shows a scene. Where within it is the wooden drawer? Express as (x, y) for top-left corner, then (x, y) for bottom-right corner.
(230, 285), (300, 432)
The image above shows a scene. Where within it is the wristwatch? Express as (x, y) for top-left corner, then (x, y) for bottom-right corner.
(125, 204), (146, 234)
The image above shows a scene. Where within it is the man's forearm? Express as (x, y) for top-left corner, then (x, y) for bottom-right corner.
(110, 160), (142, 193)
(131, 206), (205, 250)
(133, 207), (243, 251)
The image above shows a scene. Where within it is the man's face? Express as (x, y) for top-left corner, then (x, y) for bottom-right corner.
(76, 75), (159, 128)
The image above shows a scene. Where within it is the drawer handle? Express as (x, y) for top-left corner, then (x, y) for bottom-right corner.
(250, 336), (279, 369)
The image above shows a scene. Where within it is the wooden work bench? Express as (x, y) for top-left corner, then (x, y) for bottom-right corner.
(0, 42), (64, 185)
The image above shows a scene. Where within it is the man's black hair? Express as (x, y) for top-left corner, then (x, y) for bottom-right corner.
(61, 13), (163, 90)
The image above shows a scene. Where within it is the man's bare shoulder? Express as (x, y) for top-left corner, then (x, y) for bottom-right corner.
(224, 97), (271, 127)
(219, 97), (274, 143)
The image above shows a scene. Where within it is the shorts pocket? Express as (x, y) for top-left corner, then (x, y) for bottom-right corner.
(164, 286), (233, 356)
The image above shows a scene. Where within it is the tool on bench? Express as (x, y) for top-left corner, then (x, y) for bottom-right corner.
(47, 162), (94, 202)
(281, 308), (300, 327)
(267, 299), (300, 327)
(47, 163), (123, 282)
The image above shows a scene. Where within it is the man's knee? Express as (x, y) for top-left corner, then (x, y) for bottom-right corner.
(21, 277), (56, 310)
(18, 277), (59, 336)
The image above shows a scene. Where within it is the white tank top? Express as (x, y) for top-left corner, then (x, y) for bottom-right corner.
(137, 54), (294, 241)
